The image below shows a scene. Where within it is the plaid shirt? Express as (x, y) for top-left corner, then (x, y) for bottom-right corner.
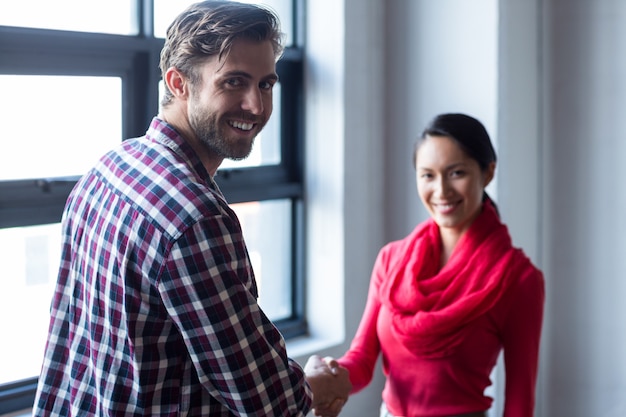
(33, 118), (312, 416)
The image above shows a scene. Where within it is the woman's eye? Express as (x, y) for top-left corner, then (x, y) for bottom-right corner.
(451, 170), (465, 177)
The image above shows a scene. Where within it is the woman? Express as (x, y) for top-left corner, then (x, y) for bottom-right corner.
(329, 113), (544, 417)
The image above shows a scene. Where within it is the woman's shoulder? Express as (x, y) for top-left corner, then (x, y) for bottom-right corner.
(513, 248), (544, 278)
(509, 249), (545, 299)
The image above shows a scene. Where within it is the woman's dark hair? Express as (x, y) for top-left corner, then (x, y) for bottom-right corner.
(413, 113), (499, 214)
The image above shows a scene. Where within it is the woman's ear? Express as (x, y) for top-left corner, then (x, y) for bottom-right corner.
(483, 161), (496, 187)
(164, 67), (189, 100)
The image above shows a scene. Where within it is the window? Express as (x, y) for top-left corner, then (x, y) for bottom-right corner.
(0, 0), (305, 413)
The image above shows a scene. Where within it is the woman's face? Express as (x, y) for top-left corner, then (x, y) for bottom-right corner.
(415, 134), (495, 237)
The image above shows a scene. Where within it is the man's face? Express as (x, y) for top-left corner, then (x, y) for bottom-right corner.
(187, 38), (278, 160)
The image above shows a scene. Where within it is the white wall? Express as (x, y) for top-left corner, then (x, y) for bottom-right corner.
(542, 0), (626, 415)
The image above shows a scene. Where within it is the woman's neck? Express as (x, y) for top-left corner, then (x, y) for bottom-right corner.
(439, 228), (462, 269)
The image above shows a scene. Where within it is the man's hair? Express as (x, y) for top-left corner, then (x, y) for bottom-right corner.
(159, 0), (284, 107)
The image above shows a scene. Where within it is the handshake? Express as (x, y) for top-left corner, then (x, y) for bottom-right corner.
(304, 355), (352, 417)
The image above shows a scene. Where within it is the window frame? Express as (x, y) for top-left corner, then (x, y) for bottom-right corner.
(0, 0), (305, 413)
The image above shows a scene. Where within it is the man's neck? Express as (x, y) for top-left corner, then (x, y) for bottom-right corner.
(159, 106), (223, 177)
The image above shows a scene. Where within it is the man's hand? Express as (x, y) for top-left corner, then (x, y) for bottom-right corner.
(304, 355), (351, 417)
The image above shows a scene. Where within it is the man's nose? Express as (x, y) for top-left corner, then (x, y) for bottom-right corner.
(242, 87), (264, 115)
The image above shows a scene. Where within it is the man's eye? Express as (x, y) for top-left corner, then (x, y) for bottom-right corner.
(260, 81), (275, 90)
(226, 78), (243, 87)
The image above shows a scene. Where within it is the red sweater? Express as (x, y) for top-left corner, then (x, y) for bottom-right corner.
(338, 204), (544, 417)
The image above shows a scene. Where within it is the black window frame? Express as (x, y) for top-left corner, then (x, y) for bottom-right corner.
(0, 0), (305, 413)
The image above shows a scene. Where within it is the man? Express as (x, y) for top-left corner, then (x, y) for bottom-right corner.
(33, 1), (350, 416)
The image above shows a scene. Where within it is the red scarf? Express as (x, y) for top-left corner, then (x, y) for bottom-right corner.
(380, 201), (531, 357)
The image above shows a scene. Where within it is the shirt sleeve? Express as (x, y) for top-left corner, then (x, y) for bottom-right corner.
(157, 214), (312, 416)
(338, 247), (388, 393)
(501, 267), (545, 417)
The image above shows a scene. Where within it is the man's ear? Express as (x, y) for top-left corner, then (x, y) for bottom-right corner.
(164, 67), (189, 99)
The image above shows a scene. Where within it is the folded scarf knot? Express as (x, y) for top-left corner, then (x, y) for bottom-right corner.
(380, 201), (533, 358)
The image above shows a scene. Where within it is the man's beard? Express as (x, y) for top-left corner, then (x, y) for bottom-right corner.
(189, 105), (264, 161)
